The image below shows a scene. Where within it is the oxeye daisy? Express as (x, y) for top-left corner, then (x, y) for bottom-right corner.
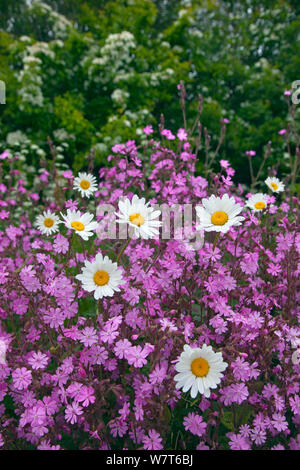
(115, 195), (162, 239)
(35, 210), (60, 235)
(174, 344), (228, 399)
(60, 209), (98, 240)
(73, 172), (98, 198)
(265, 176), (285, 193)
(75, 253), (125, 300)
(246, 193), (269, 212)
(196, 194), (244, 233)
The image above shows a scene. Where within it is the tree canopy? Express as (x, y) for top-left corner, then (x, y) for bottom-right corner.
(0, 0), (299, 183)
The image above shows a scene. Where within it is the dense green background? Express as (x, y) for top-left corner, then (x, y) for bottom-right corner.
(0, 0), (300, 184)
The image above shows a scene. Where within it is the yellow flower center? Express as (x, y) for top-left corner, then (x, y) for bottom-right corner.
(93, 270), (110, 286)
(43, 218), (54, 228)
(270, 183), (278, 191)
(80, 180), (91, 190)
(211, 211), (228, 226)
(254, 201), (266, 210)
(71, 221), (85, 231)
(191, 357), (210, 377)
(129, 213), (145, 227)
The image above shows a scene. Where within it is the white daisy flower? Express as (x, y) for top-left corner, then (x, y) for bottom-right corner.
(174, 344), (228, 399)
(115, 195), (162, 239)
(76, 253), (125, 300)
(73, 172), (98, 198)
(246, 193), (269, 212)
(60, 209), (98, 240)
(35, 210), (60, 235)
(265, 176), (285, 193)
(196, 194), (244, 233)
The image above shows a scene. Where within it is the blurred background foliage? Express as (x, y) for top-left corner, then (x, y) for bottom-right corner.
(0, 0), (300, 183)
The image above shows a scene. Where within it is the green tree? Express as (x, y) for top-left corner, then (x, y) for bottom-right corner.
(0, 0), (299, 183)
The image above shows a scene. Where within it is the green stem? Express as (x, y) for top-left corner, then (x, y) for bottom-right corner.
(14, 251), (35, 273)
(116, 236), (131, 264)
(213, 232), (221, 252)
(248, 154), (255, 188)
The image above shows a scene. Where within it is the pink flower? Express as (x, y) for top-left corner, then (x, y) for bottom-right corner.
(12, 367), (32, 390)
(79, 327), (98, 347)
(67, 382), (83, 399)
(40, 170), (49, 182)
(0, 151), (10, 160)
(272, 444), (285, 450)
(62, 170), (73, 179)
(143, 125), (153, 135)
(161, 129), (175, 140)
(149, 362), (168, 384)
(109, 418), (128, 438)
(42, 396), (58, 415)
(76, 386), (96, 407)
(43, 308), (65, 330)
(37, 439), (60, 450)
(28, 351), (49, 370)
(119, 402), (130, 419)
(99, 325), (119, 344)
(0, 210), (9, 219)
(228, 433), (251, 450)
(196, 442), (210, 450)
(267, 263), (281, 276)
(127, 345), (149, 368)
(220, 159), (230, 169)
(65, 402), (83, 424)
(112, 143), (126, 154)
(177, 128), (188, 141)
(251, 428), (266, 445)
(183, 413), (207, 437)
(142, 429), (163, 450)
(53, 234), (69, 254)
(114, 339), (132, 359)
(65, 199), (78, 210)
(28, 405), (46, 427)
(240, 252), (259, 275)
(0, 268), (8, 285)
(272, 413), (288, 432)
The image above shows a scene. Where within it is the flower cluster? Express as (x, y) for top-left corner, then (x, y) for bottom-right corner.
(0, 125), (299, 451)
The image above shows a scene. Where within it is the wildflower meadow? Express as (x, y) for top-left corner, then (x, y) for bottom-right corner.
(0, 0), (299, 454)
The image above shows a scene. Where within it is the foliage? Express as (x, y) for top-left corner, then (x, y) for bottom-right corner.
(0, 0), (300, 182)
